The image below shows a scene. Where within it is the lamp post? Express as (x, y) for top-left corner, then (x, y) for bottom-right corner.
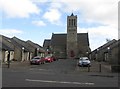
(96, 48), (99, 61)
(22, 47), (24, 62)
(86, 52), (88, 57)
(37, 48), (39, 56)
(107, 47), (111, 62)
(96, 48), (101, 72)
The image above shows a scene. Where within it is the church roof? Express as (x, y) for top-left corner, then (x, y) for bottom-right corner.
(51, 34), (66, 46)
(43, 39), (51, 47)
(51, 33), (89, 46)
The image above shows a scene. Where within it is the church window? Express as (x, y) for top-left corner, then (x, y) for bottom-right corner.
(69, 19), (70, 26)
(74, 19), (76, 26)
(72, 19), (73, 26)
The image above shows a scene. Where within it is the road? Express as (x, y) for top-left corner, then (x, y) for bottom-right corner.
(2, 59), (119, 87)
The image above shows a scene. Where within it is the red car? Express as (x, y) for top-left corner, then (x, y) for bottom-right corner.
(44, 56), (54, 63)
(30, 56), (45, 65)
(51, 56), (58, 61)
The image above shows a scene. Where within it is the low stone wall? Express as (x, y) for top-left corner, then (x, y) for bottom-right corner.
(111, 65), (120, 73)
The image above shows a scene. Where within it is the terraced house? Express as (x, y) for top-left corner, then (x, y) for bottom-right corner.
(0, 35), (45, 62)
(90, 39), (120, 72)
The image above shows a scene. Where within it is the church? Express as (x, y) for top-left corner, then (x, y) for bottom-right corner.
(43, 13), (91, 59)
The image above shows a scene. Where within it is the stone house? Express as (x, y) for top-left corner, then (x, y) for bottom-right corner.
(26, 40), (45, 57)
(0, 42), (14, 62)
(0, 35), (15, 62)
(1, 35), (45, 62)
(90, 39), (119, 64)
(11, 37), (33, 61)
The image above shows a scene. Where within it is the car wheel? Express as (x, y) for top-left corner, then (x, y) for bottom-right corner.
(38, 62), (41, 65)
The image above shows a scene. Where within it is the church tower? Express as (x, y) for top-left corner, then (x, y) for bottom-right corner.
(67, 13), (78, 58)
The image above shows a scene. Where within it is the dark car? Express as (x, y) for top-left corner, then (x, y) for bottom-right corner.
(30, 56), (45, 65)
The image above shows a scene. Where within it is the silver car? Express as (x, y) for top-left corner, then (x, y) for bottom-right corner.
(78, 57), (91, 67)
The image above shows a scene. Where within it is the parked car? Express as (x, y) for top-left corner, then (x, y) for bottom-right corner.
(44, 56), (54, 62)
(30, 56), (45, 65)
(51, 56), (58, 61)
(78, 57), (91, 67)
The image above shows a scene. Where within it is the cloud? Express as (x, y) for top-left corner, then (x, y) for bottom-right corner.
(31, 0), (48, 3)
(32, 20), (46, 26)
(0, 0), (40, 18)
(0, 29), (23, 37)
(78, 25), (118, 50)
(56, 0), (118, 28)
(43, 9), (62, 25)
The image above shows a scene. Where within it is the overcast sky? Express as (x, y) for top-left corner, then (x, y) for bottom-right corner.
(0, 0), (119, 51)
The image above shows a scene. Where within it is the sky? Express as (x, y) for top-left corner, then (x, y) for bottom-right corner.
(0, 0), (119, 51)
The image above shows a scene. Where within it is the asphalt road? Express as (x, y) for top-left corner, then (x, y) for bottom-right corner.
(2, 59), (119, 87)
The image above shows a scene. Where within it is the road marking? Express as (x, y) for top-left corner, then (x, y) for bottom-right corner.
(30, 68), (46, 70)
(25, 79), (94, 85)
(29, 68), (51, 72)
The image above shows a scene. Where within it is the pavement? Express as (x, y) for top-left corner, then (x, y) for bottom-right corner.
(2, 60), (31, 69)
(2, 59), (112, 72)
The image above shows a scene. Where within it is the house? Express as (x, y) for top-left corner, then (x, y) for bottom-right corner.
(0, 35), (15, 62)
(43, 39), (51, 51)
(90, 39), (119, 64)
(11, 37), (33, 61)
(0, 35), (45, 62)
(0, 42), (14, 62)
(26, 40), (45, 57)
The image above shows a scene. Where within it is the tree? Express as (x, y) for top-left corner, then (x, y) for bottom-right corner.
(106, 38), (111, 42)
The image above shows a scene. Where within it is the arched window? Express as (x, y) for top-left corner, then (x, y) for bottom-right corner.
(74, 19), (76, 26)
(72, 19), (73, 26)
(69, 19), (71, 26)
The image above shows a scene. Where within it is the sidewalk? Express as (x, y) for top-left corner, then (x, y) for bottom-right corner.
(2, 61), (30, 68)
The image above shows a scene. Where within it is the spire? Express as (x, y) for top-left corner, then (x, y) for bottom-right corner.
(71, 13), (74, 16)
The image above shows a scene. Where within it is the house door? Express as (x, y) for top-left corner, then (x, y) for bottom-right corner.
(10, 51), (14, 61)
(70, 50), (75, 57)
(104, 52), (108, 62)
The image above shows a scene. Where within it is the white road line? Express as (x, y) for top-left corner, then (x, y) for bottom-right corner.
(25, 79), (94, 85)
(29, 68), (50, 71)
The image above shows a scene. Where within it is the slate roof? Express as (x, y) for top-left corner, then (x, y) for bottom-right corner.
(77, 33), (89, 46)
(50, 33), (89, 46)
(11, 37), (31, 52)
(1, 35), (14, 51)
(43, 39), (51, 47)
(91, 39), (117, 53)
(0, 42), (14, 51)
(26, 40), (45, 52)
(98, 39), (117, 50)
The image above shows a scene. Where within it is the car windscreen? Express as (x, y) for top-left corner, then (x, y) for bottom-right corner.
(45, 56), (50, 58)
(32, 57), (40, 60)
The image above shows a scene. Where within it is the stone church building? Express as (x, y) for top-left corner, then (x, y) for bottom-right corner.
(43, 13), (91, 58)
